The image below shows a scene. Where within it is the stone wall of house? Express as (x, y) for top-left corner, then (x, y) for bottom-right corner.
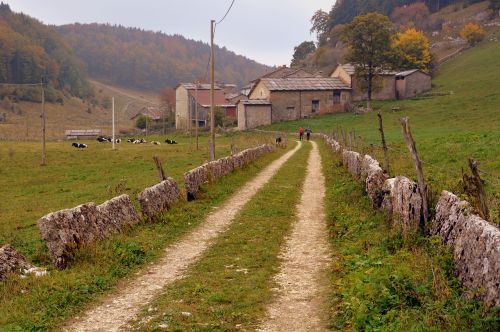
(352, 75), (396, 101)
(184, 144), (274, 199)
(137, 178), (181, 218)
(238, 104), (272, 130)
(38, 194), (140, 269)
(396, 71), (431, 99)
(432, 191), (500, 307)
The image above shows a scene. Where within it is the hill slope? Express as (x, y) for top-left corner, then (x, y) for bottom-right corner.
(57, 23), (270, 90)
(0, 3), (92, 100)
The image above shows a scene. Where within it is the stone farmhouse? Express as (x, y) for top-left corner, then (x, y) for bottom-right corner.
(330, 63), (431, 101)
(130, 106), (163, 123)
(237, 76), (351, 130)
(175, 83), (236, 130)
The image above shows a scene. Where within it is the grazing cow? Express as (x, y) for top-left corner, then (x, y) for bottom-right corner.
(133, 138), (146, 144)
(165, 139), (178, 144)
(151, 141), (161, 145)
(72, 142), (87, 148)
(127, 138), (135, 143)
(97, 136), (112, 143)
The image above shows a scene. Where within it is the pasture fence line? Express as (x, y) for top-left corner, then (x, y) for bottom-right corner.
(1, 142), (276, 279)
(316, 126), (500, 308)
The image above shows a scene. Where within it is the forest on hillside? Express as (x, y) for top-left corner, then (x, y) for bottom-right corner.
(0, 3), (92, 102)
(57, 24), (269, 90)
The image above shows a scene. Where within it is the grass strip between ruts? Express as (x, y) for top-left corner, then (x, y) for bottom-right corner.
(130, 142), (312, 331)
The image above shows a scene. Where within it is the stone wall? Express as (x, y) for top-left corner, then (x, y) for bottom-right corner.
(381, 176), (423, 234)
(432, 191), (500, 307)
(184, 144), (274, 199)
(318, 133), (499, 308)
(138, 178), (181, 218)
(342, 149), (362, 178)
(38, 194), (140, 269)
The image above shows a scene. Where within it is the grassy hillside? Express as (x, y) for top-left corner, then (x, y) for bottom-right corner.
(0, 80), (159, 140)
(263, 40), (500, 222)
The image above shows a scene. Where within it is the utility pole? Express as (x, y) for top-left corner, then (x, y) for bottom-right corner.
(195, 82), (199, 150)
(40, 80), (46, 166)
(112, 97), (115, 150)
(209, 19), (216, 160)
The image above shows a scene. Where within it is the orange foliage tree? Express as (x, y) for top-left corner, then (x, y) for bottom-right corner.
(392, 28), (432, 71)
(460, 22), (485, 46)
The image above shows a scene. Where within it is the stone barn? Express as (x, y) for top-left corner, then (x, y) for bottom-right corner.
(330, 63), (397, 101)
(175, 83), (236, 130)
(237, 99), (272, 130)
(395, 69), (432, 99)
(247, 77), (351, 124)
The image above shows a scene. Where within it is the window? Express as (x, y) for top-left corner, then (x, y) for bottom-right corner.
(333, 92), (341, 104)
(312, 100), (320, 113)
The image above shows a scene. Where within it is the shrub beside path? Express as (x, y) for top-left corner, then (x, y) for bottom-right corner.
(258, 141), (331, 332)
(65, 142), (302, 332)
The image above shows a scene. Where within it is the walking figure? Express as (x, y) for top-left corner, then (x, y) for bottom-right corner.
(299, 127), (304, 141)
(306, 128), (312, 141)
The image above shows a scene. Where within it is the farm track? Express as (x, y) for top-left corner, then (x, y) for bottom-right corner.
(258, 141), (331, 332)
(64, 141), (303, 332)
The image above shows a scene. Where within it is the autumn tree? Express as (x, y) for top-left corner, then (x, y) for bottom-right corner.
(291, 41), (316, 67)
(390, 2), (430, 31)
(392, 28), (432, 71)
(310, 9), (329, 45)
(342, 13), (394, 109)
(460, 22), (485, 46)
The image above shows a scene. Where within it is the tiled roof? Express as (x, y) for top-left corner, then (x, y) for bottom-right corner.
(179, 83), (221, 90)
(396, 69), (423, 77)
(130, 106), (163, 120)
(189, 89), (234, 107)
(260, 77), (351, 91)
(239, 99), (271, 105)
(342, 63), (356, 76)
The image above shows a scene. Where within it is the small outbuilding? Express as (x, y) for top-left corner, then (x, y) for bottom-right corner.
(237, 99), (272, 130)
(395, 69), (432, 99)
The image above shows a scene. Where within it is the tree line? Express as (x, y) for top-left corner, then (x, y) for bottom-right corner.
(57, 23), (269, 91)
(0, 3), (93, 102)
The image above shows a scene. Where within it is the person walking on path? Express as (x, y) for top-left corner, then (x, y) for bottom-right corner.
(299, 127), (304, 141)
(306, 128), (312, 141)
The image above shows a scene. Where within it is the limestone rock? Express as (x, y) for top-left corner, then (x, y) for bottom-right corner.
(138, 178), (181, 218)
(381, 176), (422, 234)
(97, 194), (140, 235)
(0, 245), (31, 280)
(362, 155), (388, 208)
(342, 149), (362, 177)
(432, 191), (500, 307)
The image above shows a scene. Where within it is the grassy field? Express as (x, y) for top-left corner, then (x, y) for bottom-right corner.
(130, 142), (311, 331)
(263, 40), (500, 222)
(318, 140), (499, 331)
(0, 132), (288, 330)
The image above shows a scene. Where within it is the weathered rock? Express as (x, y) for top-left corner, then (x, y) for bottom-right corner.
(138, 178), (181, 218)
(97, 194), (140, 235)
(184, 144), (273, 199)
(432, 191), (500, 307)
(38, 194), (141, 269)
(342, 149), (362, 177)
(0, 244), (30, 280)
(381, 176), (422, 234)
(362, 155), (389, 208)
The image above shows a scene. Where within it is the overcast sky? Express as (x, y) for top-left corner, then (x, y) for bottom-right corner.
(8, 0), (335, 66)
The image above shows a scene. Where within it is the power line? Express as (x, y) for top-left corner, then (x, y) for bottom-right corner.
(216, 0), (236, 25)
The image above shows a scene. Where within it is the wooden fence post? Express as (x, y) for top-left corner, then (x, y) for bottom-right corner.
(378, 111), (390, 176)
(400, 117), (429, 231)
(468, 158), (490, 221)
(153, 156), (166, 182)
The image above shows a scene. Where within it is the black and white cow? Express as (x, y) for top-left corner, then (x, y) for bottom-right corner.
(72, 142), (87, 148)
(165, 139), (178, 144)
(151, 141), (161, 145)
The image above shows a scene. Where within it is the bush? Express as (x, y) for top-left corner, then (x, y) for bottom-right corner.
(460, 22), (485, 46)
(135, 115), (151, 129)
